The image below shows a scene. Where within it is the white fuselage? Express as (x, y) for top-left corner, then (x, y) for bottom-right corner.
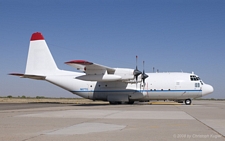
(45, 70), (213, 102)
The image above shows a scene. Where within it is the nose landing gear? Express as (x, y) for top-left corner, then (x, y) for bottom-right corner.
(184, 99), (192, 105)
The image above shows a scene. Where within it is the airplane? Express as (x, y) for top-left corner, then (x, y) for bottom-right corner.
(9, 32), (214, 105)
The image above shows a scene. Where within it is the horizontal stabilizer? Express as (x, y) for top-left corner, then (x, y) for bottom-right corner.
(9, 73), (46, 80)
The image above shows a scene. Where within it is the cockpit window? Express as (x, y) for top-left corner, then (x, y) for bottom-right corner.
(200, 80), (203, 85)
(190, 75), (201, 81)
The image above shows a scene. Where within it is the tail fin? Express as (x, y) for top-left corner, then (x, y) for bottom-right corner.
(25, 32), (59, 75)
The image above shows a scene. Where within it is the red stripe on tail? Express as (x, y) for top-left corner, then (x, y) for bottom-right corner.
(30, 32), (44, 41)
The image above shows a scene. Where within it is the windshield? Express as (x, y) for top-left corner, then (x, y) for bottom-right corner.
(190, 75), (204, 85)
(190, 75), (201, 81)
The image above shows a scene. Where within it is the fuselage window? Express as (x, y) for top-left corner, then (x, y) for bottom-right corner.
(200, 81), (203, 85)
(195, 83), (200, 87)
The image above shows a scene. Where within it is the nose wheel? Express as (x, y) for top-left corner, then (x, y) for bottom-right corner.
(185, 99), (192, 105)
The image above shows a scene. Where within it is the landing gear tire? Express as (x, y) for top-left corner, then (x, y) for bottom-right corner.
(109, 101), (116, 105)
(185, 99), (192, 105)
(127, 101), (134, 104)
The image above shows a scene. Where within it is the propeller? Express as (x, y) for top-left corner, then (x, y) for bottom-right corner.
(133, 56), (142, 82)
(141, 61), (148, 84)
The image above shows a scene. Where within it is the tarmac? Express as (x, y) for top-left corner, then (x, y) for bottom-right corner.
(0, 100), (225, 141)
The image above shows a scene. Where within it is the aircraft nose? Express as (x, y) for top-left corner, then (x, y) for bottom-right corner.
(202, 84), (214, 96)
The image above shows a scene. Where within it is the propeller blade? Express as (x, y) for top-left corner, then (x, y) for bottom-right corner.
(142, 61), (149, 84)
(142, 72), (149, 83)
(134, 67), (142, 81)
(133, 56), (142, 81)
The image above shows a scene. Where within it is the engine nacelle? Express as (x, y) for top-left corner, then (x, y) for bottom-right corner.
(114, 68), (134, 81)
(75, 68), (135, 82)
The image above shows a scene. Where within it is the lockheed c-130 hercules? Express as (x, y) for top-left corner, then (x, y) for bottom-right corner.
(10, 32), (214, 105)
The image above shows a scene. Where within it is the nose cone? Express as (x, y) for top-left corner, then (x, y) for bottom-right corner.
(202, 84), (214, 96)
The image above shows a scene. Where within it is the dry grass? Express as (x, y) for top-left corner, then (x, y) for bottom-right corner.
(0, 97), (109, 104)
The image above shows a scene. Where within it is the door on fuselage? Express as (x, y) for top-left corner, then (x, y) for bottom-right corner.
(91, 82), (117, 101)
(175, 81), (182, 90)
(87, 82), (94, 99)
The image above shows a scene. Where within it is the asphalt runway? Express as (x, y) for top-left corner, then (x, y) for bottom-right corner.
(0, 103), (71, 111)
(0, 100), (224, 141)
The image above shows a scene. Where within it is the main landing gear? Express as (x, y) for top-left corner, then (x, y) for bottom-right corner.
(109, 101), (134, 105)
(109, 101), (121, 104)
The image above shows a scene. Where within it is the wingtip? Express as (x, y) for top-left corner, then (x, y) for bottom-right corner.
(30, 32), (44, 41)
(8, 73), (24, 76)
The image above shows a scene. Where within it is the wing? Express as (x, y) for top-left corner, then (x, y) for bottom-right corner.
(65, 60), (136, 82)
(65, 60), (121, 81)
(65, 60), (115, 74)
